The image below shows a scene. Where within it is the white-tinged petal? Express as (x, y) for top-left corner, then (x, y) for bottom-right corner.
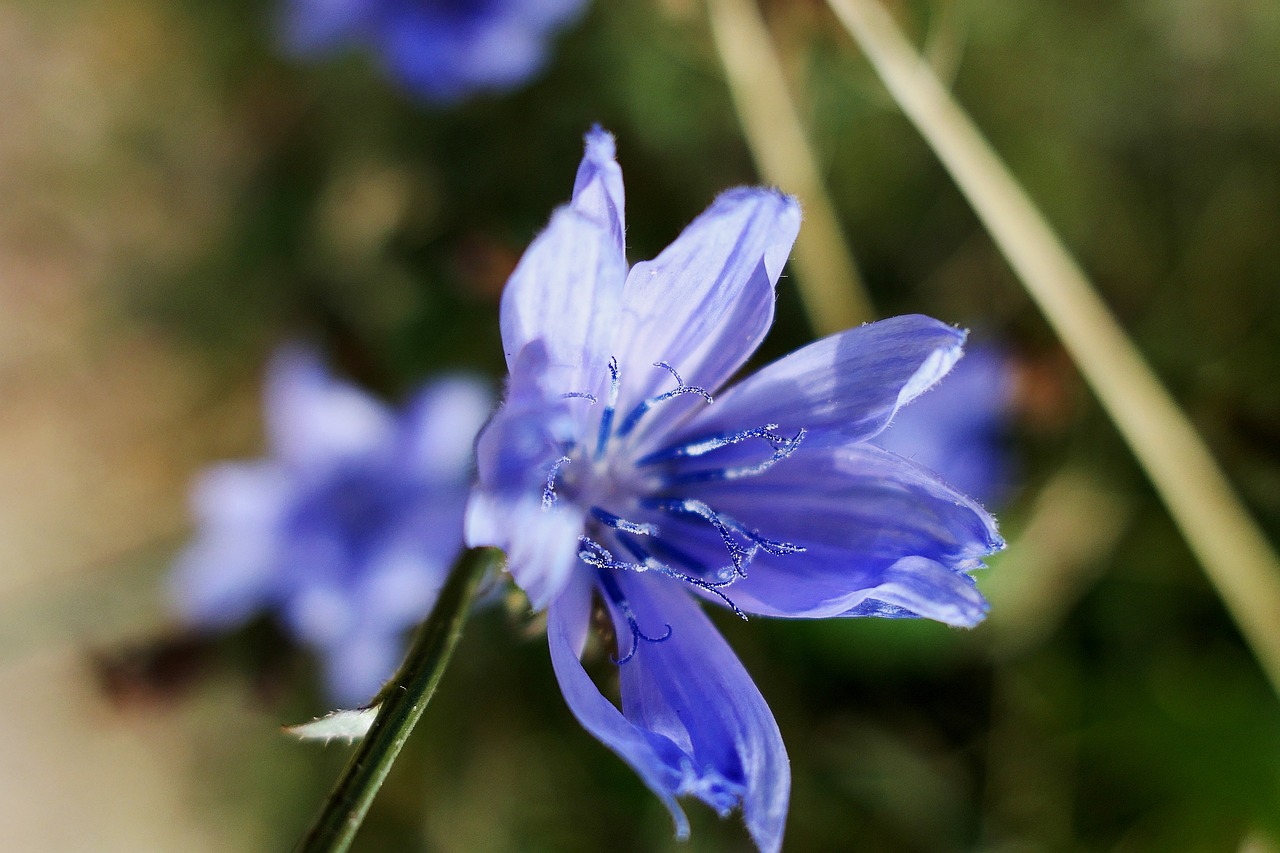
(265, 344), (398, 469)
(465, 492), (583, 610)
(499, 207), (626, 392)
(612, 189), (800, 446)
(678, 315), (965, 447)
(571, 126), (625, 255)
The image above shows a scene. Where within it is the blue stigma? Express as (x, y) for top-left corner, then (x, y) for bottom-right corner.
(591, 506), (658, 536)
(645, 498), (805, 575)
(614, 362), (713, 439)
(637, 423), (805, 469)
(594, 357), (621, 460)
(586, 544), (672, 665)
(578, 533), (748, 633)
(542, 455), (572, 509)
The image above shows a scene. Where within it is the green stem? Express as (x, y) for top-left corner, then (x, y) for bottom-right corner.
(296, 548), (494, 853)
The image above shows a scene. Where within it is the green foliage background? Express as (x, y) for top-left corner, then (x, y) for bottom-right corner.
(8, 0), (1280, 849)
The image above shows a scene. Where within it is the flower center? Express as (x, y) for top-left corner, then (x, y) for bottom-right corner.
(543, 358), (807, 663)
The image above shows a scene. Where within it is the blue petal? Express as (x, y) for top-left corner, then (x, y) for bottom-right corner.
(872, 344), (1016, 505)
(383, 10), (545, 101)
(278, 0), (373, 54)
(264, 344), (398, 472)
(499, 207), (626, 391)
(672, 443), (1001, 624)
(321, 629), (402, 707)
(466, 492), (582, 609)
(169, 462), (294, 627)
(547, 571), (691, 837)
(571, 126), (626, 256)
(613, 189), (800, 446)
(400, 375), (494, 481)
(549, 572), (789, 852)
(676, 315), (965, 449)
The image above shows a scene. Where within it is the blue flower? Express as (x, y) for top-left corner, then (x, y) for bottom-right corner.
(465, 128), (1005, 852)
(873, 343), (1017, 506)
(171, 346), (492, 705)
(281, 0), (588, 103)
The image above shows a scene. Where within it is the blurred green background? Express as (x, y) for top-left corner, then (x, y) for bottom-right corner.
(1, 0), (1279, 849)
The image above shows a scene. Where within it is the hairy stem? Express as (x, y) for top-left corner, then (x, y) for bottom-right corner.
(296, 548), (494, 853)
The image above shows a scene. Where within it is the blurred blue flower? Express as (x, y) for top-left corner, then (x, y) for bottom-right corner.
(465, 127), (1005, 852)
(281, 0), (588, 103)
(873, 343), (1017, 506)
(171, 346), (492, 705)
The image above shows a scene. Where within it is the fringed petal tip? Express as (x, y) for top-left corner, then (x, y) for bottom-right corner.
(858, 556), (991, 629)
(895, 320), (967, 406)
(710, 186), (800, 223)
(583, 124), (616, 161)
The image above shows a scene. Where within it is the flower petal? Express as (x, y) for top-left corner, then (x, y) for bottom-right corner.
(614, 573), (788, 851)
(321, 629), (402, 707)
(169, 532), (281, 629)
(612, 189), (800, 444)
(666, 443), (1001, 623)
(465, 492), (582, 609)
(549, 571), (790, 852)
(401, 375), (493, 481)
(676, 315), (965, 448)
(872, 343), (1016, 504)
(170, 461), (295, 627)
(499, 206), (627, 388)
(264, 345), (398, 471)
(547, 571), (691, 839)
(571, 126), (625, 256)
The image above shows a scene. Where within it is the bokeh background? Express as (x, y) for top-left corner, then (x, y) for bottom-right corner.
(2, 0), (1280, 849)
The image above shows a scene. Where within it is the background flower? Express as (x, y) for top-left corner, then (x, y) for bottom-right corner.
(873, 343), (1017, 506)
(281, 0), (588, 102)
(170, 345), (492, 704)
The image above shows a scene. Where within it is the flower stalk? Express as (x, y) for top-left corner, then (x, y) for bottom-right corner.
(296, 547), (494, 853)
(826, 0), (1280, 698)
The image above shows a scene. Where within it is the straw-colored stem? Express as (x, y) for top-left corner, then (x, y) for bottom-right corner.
(826, 0), (1280, 697)
(707, 0), (875, 334)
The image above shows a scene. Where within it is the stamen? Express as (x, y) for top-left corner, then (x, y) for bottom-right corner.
(562, 391), (598, 402)
(664, 428), (808, 485)
(593, 357), (621, 460)
(637, 424), (801, 466)
(590, 506), (659, 536)
(542, 455), (572, 510)
(644, 498), (805, 581)
(616, 534), (748, 620)
(643, 498), (757, 578)
(615, 362), (714, 439)
(578, 535), (748, 623)
(590, 553), (672, 665)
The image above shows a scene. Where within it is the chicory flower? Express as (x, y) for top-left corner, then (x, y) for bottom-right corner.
(281, 0), (588, 103)
(466, 128), (1004, 852)
(171, 346), (492, 705)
